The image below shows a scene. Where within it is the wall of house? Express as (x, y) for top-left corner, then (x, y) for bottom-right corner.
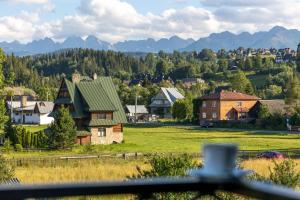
(199, 100), (220, 120)
(39, 113), (54, 125)
(199, 99), (258, 121)
(219, 100), (257, 120)
(76, 135), (91, 145)
(90, 127), (123, 145)
(12, 112), (54, 125)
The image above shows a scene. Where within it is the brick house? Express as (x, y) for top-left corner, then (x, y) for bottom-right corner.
(53, 73), (127, 145)
(199, 91), (260, 121)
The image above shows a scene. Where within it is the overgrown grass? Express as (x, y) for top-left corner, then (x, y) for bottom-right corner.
(14, 158), (300, 184)
(3, 125), (300, 158)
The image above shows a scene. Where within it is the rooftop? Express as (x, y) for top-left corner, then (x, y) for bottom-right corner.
(201, 91), (260, 101)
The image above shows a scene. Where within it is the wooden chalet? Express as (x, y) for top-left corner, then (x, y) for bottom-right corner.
(53, 73), (127, 145)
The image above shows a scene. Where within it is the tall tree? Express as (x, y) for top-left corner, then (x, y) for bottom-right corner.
(285, 74), (300, 107)
(230, 70), (254, 94)
(48, 106), (76, 149)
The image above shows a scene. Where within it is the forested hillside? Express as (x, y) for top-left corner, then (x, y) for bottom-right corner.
(2, 47), (299, 107)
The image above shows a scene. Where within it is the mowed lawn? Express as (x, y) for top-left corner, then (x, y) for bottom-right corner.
(119, 125), (300, 153)
(4, 125), (300, 158)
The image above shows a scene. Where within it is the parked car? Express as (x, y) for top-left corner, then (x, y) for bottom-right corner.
(256, 151), (284, 159)
(200, 121), (214, 128)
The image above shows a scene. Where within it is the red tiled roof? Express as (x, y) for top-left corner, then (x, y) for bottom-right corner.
(201, 91), (260, 100)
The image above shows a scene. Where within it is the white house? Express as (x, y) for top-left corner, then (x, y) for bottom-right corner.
(149, 87), (184, 118)
(6, 96), (54, 125)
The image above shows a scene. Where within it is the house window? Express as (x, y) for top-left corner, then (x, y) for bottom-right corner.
(212, 112), (217, 119)
(212, 101), (217, 108)
(236, 101), (242, 107)
(96, 113), (106, 119)
(202, 112), (206, 119)
(202, 101), (206, 108)
(97, 128), (106, 137)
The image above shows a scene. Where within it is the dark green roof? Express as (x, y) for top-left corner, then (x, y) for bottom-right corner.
(56, 76), (127, 125)
(87, 119), (118, 126)
(77, 81), (116, 111)
(97, 77), (127, 124)
(64, 78), (86, 118)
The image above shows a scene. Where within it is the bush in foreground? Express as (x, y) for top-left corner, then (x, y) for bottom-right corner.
(130, 154), (199, 200)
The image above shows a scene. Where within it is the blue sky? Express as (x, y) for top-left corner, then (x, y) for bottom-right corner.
(0, 0), (299, 43)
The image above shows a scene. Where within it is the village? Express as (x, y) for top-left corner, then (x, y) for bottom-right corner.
(1, 0), (300, 197)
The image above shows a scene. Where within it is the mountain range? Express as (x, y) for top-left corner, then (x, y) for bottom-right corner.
(1, 26), (300, 56)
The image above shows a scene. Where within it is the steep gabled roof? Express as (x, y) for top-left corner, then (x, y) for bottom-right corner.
(77, 81), (116, 111)
(201, 91), (260, 101)
(64, 78), (86, 118)
(57, 76), (127, 125)
(97, 77), (127, 124)
(162, 87), (184, 103)
(35, 101), (54, 114)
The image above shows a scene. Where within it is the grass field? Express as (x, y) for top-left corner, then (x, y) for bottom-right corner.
(4, 125), (300, 158)
(14, 157), (300, 184)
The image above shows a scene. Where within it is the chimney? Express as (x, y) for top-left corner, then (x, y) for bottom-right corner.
(21, 96), (27, 108)
(93, 73), (97, 80)
(72, 73), (81, 83)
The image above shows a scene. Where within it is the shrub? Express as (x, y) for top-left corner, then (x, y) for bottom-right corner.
(3, 139), (12, 153)
(269, 159), (300, 188)
(14, 144), (23, 152)
(0, 154), (14, 182)
(130, 154), (200, 200)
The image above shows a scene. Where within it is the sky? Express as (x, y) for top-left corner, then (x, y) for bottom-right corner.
(1, 0), (300, 44)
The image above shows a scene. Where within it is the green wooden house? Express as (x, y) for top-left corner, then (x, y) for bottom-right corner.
(53, 73), (127, 145)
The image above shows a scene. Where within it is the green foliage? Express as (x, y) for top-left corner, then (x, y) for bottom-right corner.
(3, 139), (12, 153)
(289, 107), (300, 126)
(0, 97), (8, 130)
(0, 48), (6, 89)
(258, 104), (270, 119)
(269, 159), (300, 188)
(230, 70), (254, 94)
(172, 99), (187, 120)
(285, 74), (300, 106)
(5, 123), (48, 149)
(48, 106), (77, 149)
(131, 154), (199, 200)
(0, 154), (14, 182)
(14, 143), (23, 152)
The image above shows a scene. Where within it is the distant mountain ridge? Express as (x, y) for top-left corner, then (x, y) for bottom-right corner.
(182, 26), (300, 51)
(1, 26), (300, 56)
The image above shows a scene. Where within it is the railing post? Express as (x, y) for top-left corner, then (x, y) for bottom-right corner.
(189, 143), (239, 178)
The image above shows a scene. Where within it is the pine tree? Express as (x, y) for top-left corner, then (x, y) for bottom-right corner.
(48, 106), (77, 149)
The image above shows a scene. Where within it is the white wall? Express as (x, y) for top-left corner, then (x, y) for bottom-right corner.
(12, 112), (54, 125)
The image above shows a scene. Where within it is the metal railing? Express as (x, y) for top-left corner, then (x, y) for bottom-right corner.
(1, 144), (300, 200)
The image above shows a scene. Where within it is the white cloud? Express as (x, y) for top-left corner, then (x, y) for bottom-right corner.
(2, 0), (300, 43)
